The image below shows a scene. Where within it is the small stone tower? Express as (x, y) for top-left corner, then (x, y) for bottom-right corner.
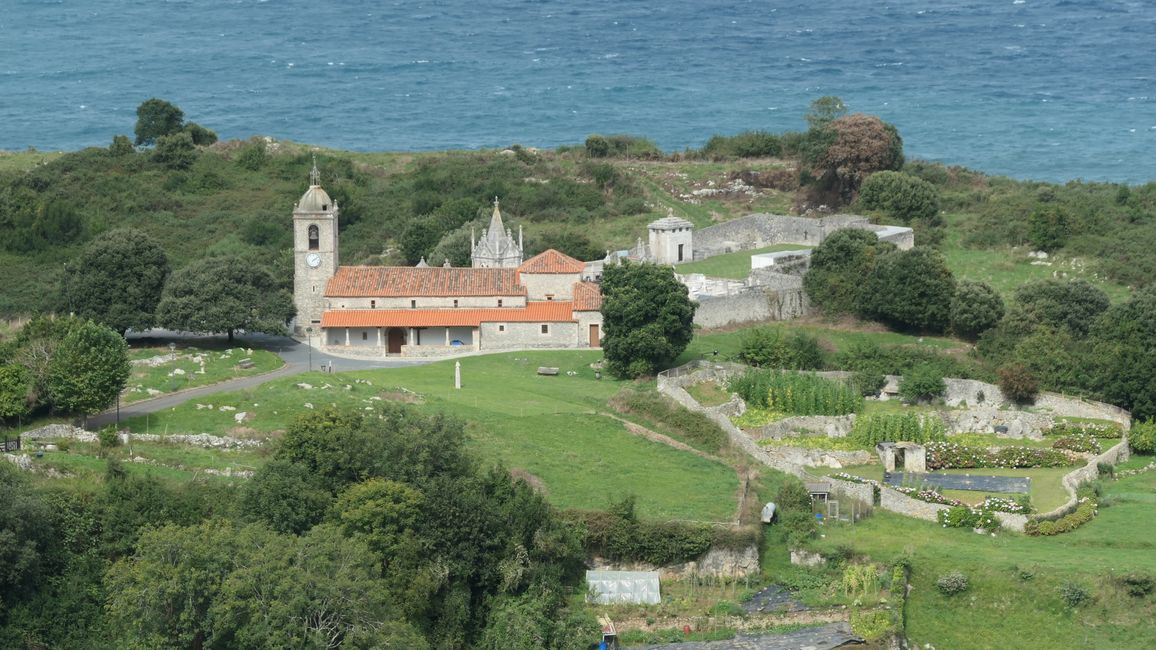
(292, 159), (339, 336)
(471, 198), (523, 268)
(647, 214), (694, 264)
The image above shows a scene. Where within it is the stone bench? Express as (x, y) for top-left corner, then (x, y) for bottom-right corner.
(537, 367), (560, 376)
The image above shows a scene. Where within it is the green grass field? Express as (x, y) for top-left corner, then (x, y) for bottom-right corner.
(120, 351), (739, 521)
(680, 320), (964, 363)
(123, 344), (283, 403)
(807, 456), (1156, 649)
(674, 244), (813, 279)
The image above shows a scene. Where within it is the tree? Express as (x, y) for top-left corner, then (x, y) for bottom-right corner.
(803, 228), (894, 316)
(899, 364), (946, 403)
(0, 364), (32, 423)
(399, 220), (444, 264)
(527, 229), (604, 262)
(1087, 288), (1156, 419)
(998, 363), (1039, 404)
(239, 459), (332, 534)
(736, 327), (824, 370)
(600, 262), (696, 378)
(805, 95), (848, 130)
(1028, 205), (1072, 252)
(182, 122), (218, 146)
(62, 228), (169, 334)
(857, 170), (941, 223)
(0, 465), (59, 610)
(155, 256), (294, 341)
(335, 478), (425, 562)
(151, 131), (197, 170)
(45, 320), (130, 419)
(1011, 279), (1109, 338)
(134, 98), (185, 146)
(812, 113), (904, 201)
(950, 281), (1005, 339)
(109, 134), (135, 156)
(429, 226), (474, 268)
(861, 247), (956, 332)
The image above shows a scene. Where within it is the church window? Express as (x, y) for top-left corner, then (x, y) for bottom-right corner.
(308, 225), (319, 250)
(545, 294), (554, 301)
(371, 300), (376, 309)
(498, 324), (506, 332)
(361, 331), (368, 341)
(540, 324), (549, 334)
(453, 299), (459, 308)
(411, 300), (416, 309)
(497, 299), (503, 307)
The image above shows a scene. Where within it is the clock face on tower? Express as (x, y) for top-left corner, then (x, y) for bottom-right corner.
(306, 253), (321, 268)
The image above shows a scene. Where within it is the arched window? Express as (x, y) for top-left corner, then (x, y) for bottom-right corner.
(308, 225), (319, 250)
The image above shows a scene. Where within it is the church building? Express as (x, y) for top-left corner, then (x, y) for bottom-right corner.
(291, 166), (603, 356)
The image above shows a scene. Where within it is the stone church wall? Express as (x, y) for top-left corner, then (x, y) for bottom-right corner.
(479, 321), (579, 350)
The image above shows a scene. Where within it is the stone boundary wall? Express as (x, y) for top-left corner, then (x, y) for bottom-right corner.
(694, 214), (867, 257)
(20, 425), (262, 450)
(942, 378), (1131, 429)
(694, 288), (809, 329)
(1035, 439), (1131, 521)
(21, 424), (97, 443)
(592, 545), (760, 580)
(755, 415), (856, 439)
(879, 487), (950, 522)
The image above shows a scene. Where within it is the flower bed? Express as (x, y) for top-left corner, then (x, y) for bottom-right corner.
(831, 473), (964, 507)
(981, 496), (1030, 514)
(1051, 434), (1101, 454)
(1045, 421), (1122, 439)
(926, 441), (1074, 470)
(937, 506), (1001, 530)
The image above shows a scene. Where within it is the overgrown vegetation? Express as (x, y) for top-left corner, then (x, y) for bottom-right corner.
(727, 369), (862, 416)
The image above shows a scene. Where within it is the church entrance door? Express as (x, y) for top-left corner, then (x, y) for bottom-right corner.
(589, 324), (600, 348)
(387, 328), (405, 354)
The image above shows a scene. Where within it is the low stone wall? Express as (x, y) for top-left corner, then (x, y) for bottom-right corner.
(993, 512), (1029, 533)
(762, 447), (875, 469)
(120, 432), (264, 449)
(754, 415), (855, 439)
(21, 424), (98, 444)
(879, 487), (950, 522)
(693, 288), (809, 328)
(940, 407), (1053, 440)
(943, 378), (1131, 429)
(1036, 439), (1131, 521)
(592, 545), (760, 579)
(827, 478), (875, 505)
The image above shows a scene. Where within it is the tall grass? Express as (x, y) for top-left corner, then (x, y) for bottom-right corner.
(728, 369), (862, 416)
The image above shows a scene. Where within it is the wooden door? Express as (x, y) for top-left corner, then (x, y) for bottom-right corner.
(387, 328), (405, 354)
(589, 324), (600, 348)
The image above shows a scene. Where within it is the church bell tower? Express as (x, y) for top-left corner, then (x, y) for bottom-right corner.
(292, 158), (339, 336)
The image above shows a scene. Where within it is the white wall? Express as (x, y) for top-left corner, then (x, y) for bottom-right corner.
(479, 321), (579, 350)
(521, 273), (579, 300)
(330, 295), (526, 310)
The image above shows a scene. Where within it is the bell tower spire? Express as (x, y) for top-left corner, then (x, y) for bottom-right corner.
(309, 153), (321, 187)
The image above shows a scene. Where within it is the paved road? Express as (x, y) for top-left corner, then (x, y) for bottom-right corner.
(88, 330), (430, 429)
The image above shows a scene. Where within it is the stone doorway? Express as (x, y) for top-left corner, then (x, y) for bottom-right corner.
(589, 323), (600, 347)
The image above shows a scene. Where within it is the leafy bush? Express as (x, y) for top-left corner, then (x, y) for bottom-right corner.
(998, 363), (1039, 404)
(728, 369), (862, 415)
(851, 413), (946, 447)
(570, 501), (714, 565)
(1052, 435), (1101, 454)
(1129, 420), (1156, 454)
(1060, 581), (1091, 607)
(936, 506), (1000, 530)
(776, 480), (812, 513)
(1117, 572), (1154, 598)
(857, 170), (940, 223)
(860, 247), (956, 333)
(852, 370), (886, 397)
(98, 427), (120, 449)
(736, 327), (824, 370)
(781, 511), (818, 549)
(583, 134), (660, 159)
(935, 571), (969, 596)
(1044, 421), (1122, 439)
(841, 564), (880, 597)
(898, 364), (946, 403)
(700, 131), (783, 158)
(1027, 499), (1097, 536)
(950, 281), (1005, 339)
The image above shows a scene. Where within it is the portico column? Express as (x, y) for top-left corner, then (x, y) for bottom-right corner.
(444, 328), (450, 345)
(376, 328), (382, 347)
(345, 328), (350, 346)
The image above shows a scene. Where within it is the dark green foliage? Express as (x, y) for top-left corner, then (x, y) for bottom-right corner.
(1011, 279), (1109, 338)
(134, 98), (184, 145)
(857, 171), (941, 223)
(155, 255), (294, 341)
(601, 262), (695, 378)
(46, 320), (130, 417)
(182, 121), (218, 146)
(861, 247), (956, 333)
(62, 228), (170, 334)
(152, 131), (197, 170)
(780, 511), (818, 549)
(898, 364), (946, 403)
(109, 134), (135, 156)
(728, 369), (862, 415)
(776, 480), (812, 513)
(998, 363), (1039, 404)
(1087, 289), (1156, 419)
(608, 386), (727, 453)
(835, 339), (986, 382)
(803, 228), (894, 316)
(1116, 572), (1154, 598)
(950, 280), (1004, 339)
(527, 229), (605, 262)
(569, 500), (713, 566)
(851, 414), (946, 446)
(0, 364), (32, 421)
(240, 459), (332, 534)
(736, 327), (824, 370)
(399, 220), (444, 264)
(852, 370), (886, 397)
(1128, 420), (1156, 454)
(0, 464), (59, 609)
(429, 226), (474, 268)
(1059, 581), (1092, 607)
(234, 141), (268, 170)
(1028, 205), (1072, 252)
(583, 134), (660, 159)
(700, 131), (782, 158)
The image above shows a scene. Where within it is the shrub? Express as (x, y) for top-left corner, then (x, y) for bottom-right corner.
(1117, 572), (1154, 598)
(1052, 435), (1101, 454)
(700, 131), (783, 158)
(898, 364), (945, 403)
(852, 370), (886, 397)
(998, 363), (1039, 404)
(98, 426), (120, 449)
(736, 327), (824, 370)
(935, 571), (969, 596)
(1060, 581), (1091, 607)
(776, 480), (812, 513)
(1129, 420), (1156, 454)
(950, 281), (1005, 339)
(781, 511), (818, 549)
(857, 170), (940, 223)
(1044, 421), (1122, 439)
(926, 442), (1074, 469)
(937, 506), (1001, 530)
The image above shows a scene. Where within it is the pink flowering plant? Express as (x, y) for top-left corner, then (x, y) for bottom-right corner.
(1051, 434), (1101, 454)
(926, 441), (1074, 469)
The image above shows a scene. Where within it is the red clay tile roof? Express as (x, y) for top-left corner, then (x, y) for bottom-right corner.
(572, 282), (603, 311)
(517, 249), (585, 274)
(326, 266), (525, 297)
(320, 301), (578, 328)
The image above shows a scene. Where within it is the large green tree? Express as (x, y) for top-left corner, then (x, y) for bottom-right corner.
(803, 228), (894, 316)
(134, 98), (185, 146)
(0, 364), (32, 423)
(950, 280), (1005, 339)
(62, 228), (170, 335)
(1009, 278), (1109, 338)
(1088, 288), (1156, 419)
(600, 262), (696, 378)
(155, 256), (294, 341)
(857, 170), (941, 224)
(45, 320), (130, 419)
(861, 247), (956, 332)
(810, 113), (904, 201)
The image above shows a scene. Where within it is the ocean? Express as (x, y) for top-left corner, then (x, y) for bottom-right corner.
(1, 0), (1153, 182)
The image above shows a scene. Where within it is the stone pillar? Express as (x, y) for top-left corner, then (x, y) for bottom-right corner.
(345, 328), (350, 346)
(905, 445), (927, 474)
(444, 328), (450, 346)
(376, 328), (382, 347)
(455, 361), (461, 389)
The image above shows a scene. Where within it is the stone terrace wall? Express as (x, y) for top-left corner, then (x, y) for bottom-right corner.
(879, 487), (950, 522)
(694, 214), (867, 257)
(694, 287), (809, 328)
(943, 378), (1131, 429)
(1036, 439), (1131, 521)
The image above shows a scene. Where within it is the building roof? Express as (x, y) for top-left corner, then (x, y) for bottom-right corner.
(647, 215), (693, 230)
(572, 282), (603, 311)
(518, 249), (585, 274)
(320, 301), (577, 328)
(296, 185), (333, 213)
(326, 266), (525, 298)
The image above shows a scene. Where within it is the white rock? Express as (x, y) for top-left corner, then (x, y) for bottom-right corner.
(303, 402), (314, 409)
(147, 388), (162, 396)
(172, 368), (186, 376)
(296, 383), (314, 390)
(234, 412), (247, 423)
(219, 405), (236, 412)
